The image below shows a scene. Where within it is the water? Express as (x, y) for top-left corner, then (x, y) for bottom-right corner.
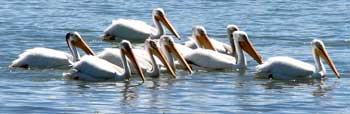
(1, 0), (350, 113)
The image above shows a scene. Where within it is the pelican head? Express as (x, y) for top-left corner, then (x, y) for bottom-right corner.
(192, 26), (216, 51)
(311, 39), (340, 78)
(120, 40), (146, 82)
(160, 35), (193, 74)
(233, 31), (263, 64)
(226, 25), (240, 38)
(227, 25), (240, 45)
(144, 39), (176, 78)
(153, 8), (181, 39)
(66, 32), (95, 62)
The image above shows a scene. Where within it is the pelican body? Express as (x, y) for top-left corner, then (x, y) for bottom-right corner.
(64, 40), (145, 82)
(102, 8), (180, 42)
(256, 39), (340, 80)
(9, 32), (95, 69)
(183, 31), (263, 70)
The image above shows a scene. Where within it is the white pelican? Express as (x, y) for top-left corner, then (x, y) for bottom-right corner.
(98, 39), (177, 78)
(183, 31), (263, 70)
(159, 35), (193, 74)
(183, 25), (240, 56)
(256, 39), (340, 80)
(9, 32), (95, 69)
(64, 40), (146, 82)
(102, 8), (180, 42)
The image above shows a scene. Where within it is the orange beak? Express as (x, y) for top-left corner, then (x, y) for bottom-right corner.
(122, 47), (146, 82)
(316, 47), (340, 78)
(72, 38), (95, 56)
(239, 38), (263, 64)
(148, 41), (177, 78)
(166, 43), (193, 74)
(195, 33), (216, 51)
(156, 14), (181, 39)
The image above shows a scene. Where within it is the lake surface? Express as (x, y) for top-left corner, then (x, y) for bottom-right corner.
(1, 0), (350, 113)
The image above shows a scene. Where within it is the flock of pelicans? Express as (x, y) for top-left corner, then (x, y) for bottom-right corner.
(9, 8), (340, 82)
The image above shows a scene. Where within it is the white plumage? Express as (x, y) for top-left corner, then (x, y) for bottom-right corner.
(184, 49), (236, 70)
(103, 19), (157, 41)
(67, 55), (123, 81)
(64, 40), (146, 82)
(97, 48), (152, 73)
(183, 25), (239, 56)
(102, 8), (180, 42)
(10, 47), (73, 69)
(97, 39), (177, 78)
(183, 31), (263, 70)
(255, 39), (340, 80)
(184, 38), (232, 55)
(256, 56), (315, 79)
(9, 32), (95, 69)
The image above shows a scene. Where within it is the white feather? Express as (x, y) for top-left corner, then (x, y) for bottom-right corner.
(103, 19), (157, 40)
(184, 49), (236, 70)
(65, 56), (124, 81)
(10, 47), (73, 69)
(256, 56), (315, 79)
(184, 37), (232, 55)
(97, 48), (152, 73)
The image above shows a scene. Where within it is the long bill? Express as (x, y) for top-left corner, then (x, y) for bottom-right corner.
(239, 38), (263, 64)
(156, 14), (181, 39)
(317, 47), (340, 78)
(122, 47), (146, 82)
(166, 43), (193, 74)
(149, 44), (177, 78)
(195, 34), (216, 51)
(71, 35), (96, 56)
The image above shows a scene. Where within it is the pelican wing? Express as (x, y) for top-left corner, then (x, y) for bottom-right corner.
(10, 47), (72, 69)
(183, 38), (197, 49)
(256, 56), (315, 79)
(174, 43), (194, 56)
(71, 56), (122, 80)
(97, 48), (152, 73)
(185, 49), (236, 70)
(104, 19), (157, 40)
(209, 39), (233, 55)
(183, 37), (233, 55)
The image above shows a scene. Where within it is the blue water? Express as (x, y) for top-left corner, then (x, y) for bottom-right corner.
(1, 0), (350, 113)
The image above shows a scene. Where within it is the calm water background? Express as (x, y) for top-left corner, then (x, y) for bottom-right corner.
(1, 0), (350, 113)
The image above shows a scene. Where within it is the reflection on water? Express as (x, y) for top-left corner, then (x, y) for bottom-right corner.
(312, 80), (340, 97)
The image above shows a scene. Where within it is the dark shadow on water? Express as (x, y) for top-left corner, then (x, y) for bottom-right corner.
(257, 77), (321, 89)
(256, 76), (341, 96)
(312, 79), (340, 97)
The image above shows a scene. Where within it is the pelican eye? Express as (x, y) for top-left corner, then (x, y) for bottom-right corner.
(163, 37), (174, 45)
(149, 41), (158, 48)
(314, 42), (323, 49)
(229, 28), (237, 32)
(198, 30), (205, 35)
(158, 11), (163, 16)
(71, 34), (79, 40)
(121, 42), (132, 49)
(238, 34), (248, 41)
